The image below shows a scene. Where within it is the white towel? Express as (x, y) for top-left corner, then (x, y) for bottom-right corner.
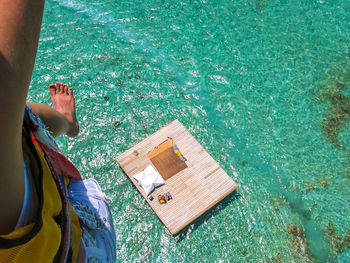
(133, 164), (165, 195)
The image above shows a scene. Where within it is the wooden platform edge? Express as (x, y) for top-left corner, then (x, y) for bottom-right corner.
(115, 120), (240, 236)
(117, 159), (239, 235)
(170, 184), (239, 235)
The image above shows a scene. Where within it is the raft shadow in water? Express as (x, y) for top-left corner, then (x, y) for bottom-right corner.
(174, 191), (241, 242)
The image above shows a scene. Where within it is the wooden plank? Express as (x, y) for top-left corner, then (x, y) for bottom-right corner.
(116, 119), (239, 235)
(149, 146), (187, 180)
(147, 140), (171, 159)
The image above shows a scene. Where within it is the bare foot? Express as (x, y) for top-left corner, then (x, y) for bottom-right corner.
(49, 83), (79, 137)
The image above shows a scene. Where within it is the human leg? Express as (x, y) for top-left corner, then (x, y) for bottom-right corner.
(27, 83), (79, 138)
(0, 0), (45, 235)
(0, 0), (85, 260)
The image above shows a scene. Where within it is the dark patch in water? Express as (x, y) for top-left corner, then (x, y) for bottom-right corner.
(315, 178), (329, 187)
(304, 178), (329, 192)
(269, 196), (287, 212)
(255, 0), (267, 11)
(267, 252), (283, 263)
(127, 72), (141, 80)
(289, 183), (297, 191)
(136, 92), (144, 99)
(304, 182), (315, 192)
(321, 69), (350, 150)
(104, 95), (110, 101)
(321, 69), (350, 182)
(322, 91), (350, 150)
(287, 224), (315, 262)
(113, 120), (120, 128)
(325, 220), (350, 256)
(116, 78), (123, 86)
(128, 86), (144, 99)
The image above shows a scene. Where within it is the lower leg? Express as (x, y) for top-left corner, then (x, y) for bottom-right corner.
(26, 102), (70, 138)
(27, 83), (79, 138)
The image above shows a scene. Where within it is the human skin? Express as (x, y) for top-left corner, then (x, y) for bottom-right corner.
(27, 83), (79, 138)
(0, 1), (84, 261)
(0, 0), (46, 235)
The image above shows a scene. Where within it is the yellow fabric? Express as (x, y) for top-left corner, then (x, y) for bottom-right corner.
(0, 224), (34, 240)
(0, 143), (82, 262)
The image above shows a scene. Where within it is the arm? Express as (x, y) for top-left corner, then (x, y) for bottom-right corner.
(0, 0), (45, 234)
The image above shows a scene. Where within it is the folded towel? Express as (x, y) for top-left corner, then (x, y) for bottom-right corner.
(133, 164), (165, 195)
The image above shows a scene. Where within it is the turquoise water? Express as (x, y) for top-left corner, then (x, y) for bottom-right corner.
(28, 0), (350, 261)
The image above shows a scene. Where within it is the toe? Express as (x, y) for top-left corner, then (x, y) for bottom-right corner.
(64, 85), (68, 94)
(69, 88), (74, 96)
(58, 83), (64, 93)
(56, 83), (61, 93)
(60, 83), (65, 94)
(49, 84), (57, 95)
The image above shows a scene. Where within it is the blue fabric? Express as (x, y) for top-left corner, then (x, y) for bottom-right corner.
(22, 162), (30, 217)
(68, 179), (116, 263)
(14, 161), (31, 230)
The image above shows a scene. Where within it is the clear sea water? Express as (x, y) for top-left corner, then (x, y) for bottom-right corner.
(28, 0), (350, 262)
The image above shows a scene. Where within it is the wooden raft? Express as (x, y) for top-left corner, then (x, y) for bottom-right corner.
(116, 119), (239, 235)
